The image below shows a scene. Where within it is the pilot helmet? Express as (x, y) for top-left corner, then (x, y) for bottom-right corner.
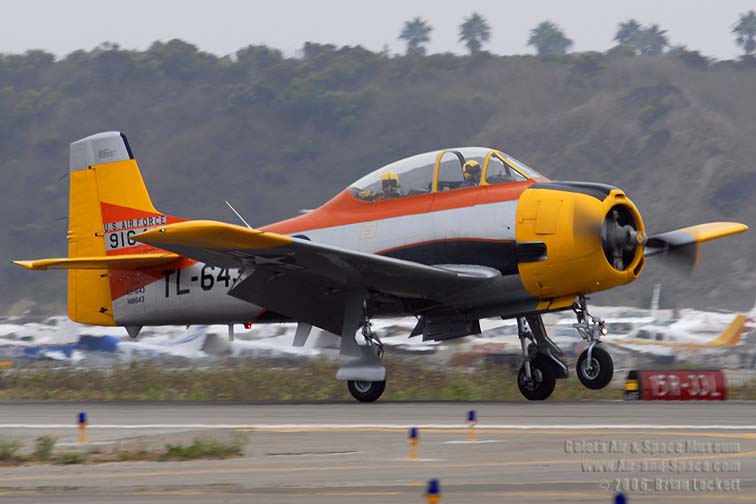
(463, 160), (481, 181)
(381, 170), (400, 190)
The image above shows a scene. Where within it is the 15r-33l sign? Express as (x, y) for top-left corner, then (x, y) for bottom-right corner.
(624, 370), (727, 401)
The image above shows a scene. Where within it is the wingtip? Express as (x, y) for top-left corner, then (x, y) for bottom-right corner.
(12, 260), (43, 271)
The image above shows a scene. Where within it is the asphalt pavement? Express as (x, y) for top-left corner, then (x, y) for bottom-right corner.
(0, 401), (753, 503)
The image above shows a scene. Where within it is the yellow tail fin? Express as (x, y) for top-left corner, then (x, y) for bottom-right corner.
(706, 314), (746, 347)
(14, 132), (175, 325)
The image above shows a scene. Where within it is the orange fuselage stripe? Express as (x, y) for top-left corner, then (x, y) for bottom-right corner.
(263, 180), (540, 235)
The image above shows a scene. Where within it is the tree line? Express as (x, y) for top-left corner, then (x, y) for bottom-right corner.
(399, 11), (756, 59)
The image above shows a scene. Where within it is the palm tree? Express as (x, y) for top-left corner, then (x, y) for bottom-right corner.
(399, 17), (433, 57)
(733, 10), (756, 57)
(637, 24), (669, 56)
(527, 21), (573, 56)
(614, 19), (642, 47)
(459, 13), (491, 55)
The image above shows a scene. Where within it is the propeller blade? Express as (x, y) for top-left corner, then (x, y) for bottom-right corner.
(644, 222), (748, 273)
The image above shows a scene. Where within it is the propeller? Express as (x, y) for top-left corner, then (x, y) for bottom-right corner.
(601, 209), (646, 270)
(643, 223), (747, 273)
(579, 205), (746, 273)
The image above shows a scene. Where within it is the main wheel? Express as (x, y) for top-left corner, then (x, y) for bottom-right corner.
(576, 345), (614, 389)
(517, 355), (557, 401)
(347, 379), (386, 402)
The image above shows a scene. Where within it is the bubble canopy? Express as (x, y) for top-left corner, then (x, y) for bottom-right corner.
(348, 147), (543, 202)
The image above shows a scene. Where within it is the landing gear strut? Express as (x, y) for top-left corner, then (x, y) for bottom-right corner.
(516, 314), (568, 400)
(344, 301), (386, 403)
(573, 296), (614, 390)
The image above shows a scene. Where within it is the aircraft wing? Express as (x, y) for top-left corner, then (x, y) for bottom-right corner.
(134, 221), (499, 333)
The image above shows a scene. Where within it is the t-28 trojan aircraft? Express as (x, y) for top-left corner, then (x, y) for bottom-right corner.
(15, 132), (748, 401)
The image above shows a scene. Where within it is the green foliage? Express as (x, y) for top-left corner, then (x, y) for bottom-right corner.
(615, 20), (642, 46)
(52, 453), (86, 464)
(733, 10), (756, 56)
(459, 12), (491, 55)
(32, 435), (57, 461)
(614, 20), (669, 55)
(399, 17), (433, 57)
(668, 46), (710, 69)
(159, 435), (247, 461)
(570, 52), (607, 78)
(528, 21), (573, 56)
(638, 25), (670, 56)
(0, 437), (21, 462)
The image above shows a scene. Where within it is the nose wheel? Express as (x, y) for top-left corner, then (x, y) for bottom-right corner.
(573, 296), (615, 390)
(576, 344), (614, 389)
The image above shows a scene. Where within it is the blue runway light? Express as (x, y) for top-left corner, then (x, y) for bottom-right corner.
(426, 478), (441, 503)
(615, 492), (626, 504)
(466, 409), (478, 441)
(408, 426), (419, 459)
(78, 411), (88, 444)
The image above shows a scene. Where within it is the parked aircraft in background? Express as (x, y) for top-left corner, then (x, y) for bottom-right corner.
(15, 132), (748, 401)
(604, 311), (752, 356)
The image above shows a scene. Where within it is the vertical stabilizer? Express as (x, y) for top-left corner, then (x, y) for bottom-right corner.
(706, 314), (747, 347)
(67, 132), (163, 325)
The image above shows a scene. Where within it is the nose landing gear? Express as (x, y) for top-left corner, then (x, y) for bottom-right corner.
(573, 296), (614, 390)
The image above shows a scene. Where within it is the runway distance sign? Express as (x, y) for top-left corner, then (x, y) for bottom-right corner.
(624, 370), (726, 401)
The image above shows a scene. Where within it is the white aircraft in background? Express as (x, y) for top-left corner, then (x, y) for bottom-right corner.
(603, 310), (752, 357)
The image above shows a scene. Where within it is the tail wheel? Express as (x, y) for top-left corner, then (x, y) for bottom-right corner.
(576, 345), (614, 390)
(347, 380), (386, 402)
(517, 355), (557, 401)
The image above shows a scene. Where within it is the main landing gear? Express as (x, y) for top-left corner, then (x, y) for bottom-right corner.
(336, 295), (387, 403)
(516, 295), (614, 400)
(516, 314), (569, 400)
(346, 318), (386, 402)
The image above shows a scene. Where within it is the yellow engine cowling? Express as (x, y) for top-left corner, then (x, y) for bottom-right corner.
(516, 182), (646, 300)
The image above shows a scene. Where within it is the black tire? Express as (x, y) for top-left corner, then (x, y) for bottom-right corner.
(576, 345), (614, 390)
(347, 379), (386, 402)
(517, 355), (557, 401)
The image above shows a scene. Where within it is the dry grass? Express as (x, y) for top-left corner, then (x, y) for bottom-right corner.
(0, 360), (753, 401)
(0, 434), (248, 466)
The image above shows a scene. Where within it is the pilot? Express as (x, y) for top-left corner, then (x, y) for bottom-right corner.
(375, 170), (401, 200)
(462, 160), (482, 187)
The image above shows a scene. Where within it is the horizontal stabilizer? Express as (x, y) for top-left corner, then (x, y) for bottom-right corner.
(13, 253), (179, 271)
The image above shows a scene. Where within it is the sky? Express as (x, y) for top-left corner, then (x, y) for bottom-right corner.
(0, 1), (753, 60)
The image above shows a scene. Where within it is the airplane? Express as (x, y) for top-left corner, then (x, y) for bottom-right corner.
(605, 313), (749, 354)
(14, 132), (748, 401)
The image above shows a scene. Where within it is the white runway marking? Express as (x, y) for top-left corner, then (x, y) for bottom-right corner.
(444, 440), (501, 444)
(56, 441), (117, 447)
(1, 423), (755, 430)
(392, 458), (442, 462)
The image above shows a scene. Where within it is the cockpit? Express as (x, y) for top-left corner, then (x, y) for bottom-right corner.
(349, 147), (543, 202)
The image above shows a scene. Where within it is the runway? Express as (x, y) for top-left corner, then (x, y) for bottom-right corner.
(0, 401), (754, 503)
